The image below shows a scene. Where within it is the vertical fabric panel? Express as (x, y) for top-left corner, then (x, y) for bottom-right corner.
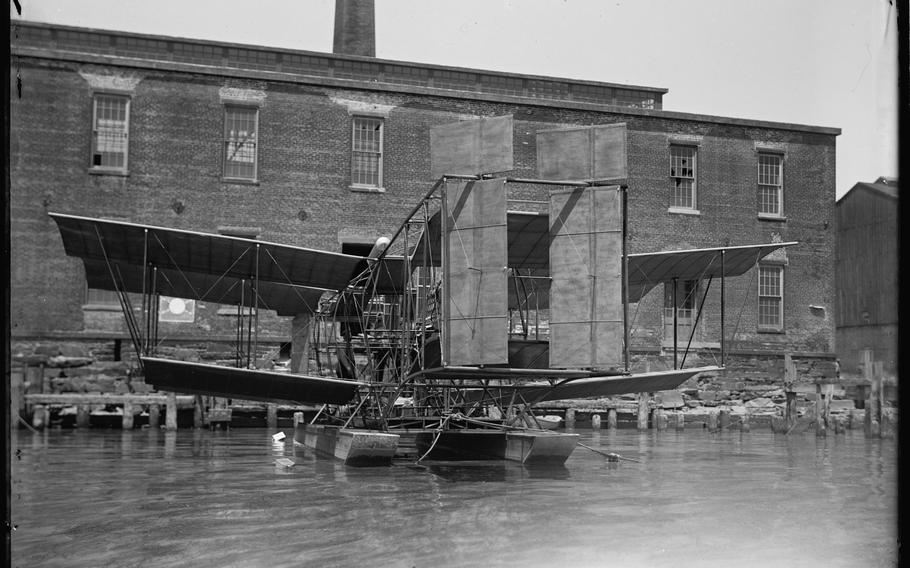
(549, 186), (623, 369)
(430, 115), (514, 178)
(537, 123), (628, 181)
(443, 179), (508, 365)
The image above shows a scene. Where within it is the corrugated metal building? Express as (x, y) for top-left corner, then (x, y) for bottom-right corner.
(835, 177), (899, 378)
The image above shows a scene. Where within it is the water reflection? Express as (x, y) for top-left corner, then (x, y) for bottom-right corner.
(11, 428), (897, 568)
(420, 462), (570, 482)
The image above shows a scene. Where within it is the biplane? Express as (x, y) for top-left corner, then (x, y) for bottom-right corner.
(49, 116), (796, 466)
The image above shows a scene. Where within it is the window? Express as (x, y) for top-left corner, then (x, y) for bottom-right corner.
(758, 264), (784, 331)
(669, 145), (696, 210)
(664, 280), (698, 321)
(351, 117), (383, 189)
(223, 106), (258, 180)
(664, 280), (698, 340)
(758, 153), (783, 217)
(91, 94), (129, 171)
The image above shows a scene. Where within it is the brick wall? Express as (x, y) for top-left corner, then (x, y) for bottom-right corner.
(10, 29), (838, 387)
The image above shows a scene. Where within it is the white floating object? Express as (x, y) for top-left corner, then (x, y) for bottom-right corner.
(272, 432), (286, 442)
(275, 458), (295, 468)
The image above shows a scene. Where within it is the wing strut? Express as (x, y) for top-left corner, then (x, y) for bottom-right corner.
(93, 224), (145, 373)
(680, 276), (713, 368)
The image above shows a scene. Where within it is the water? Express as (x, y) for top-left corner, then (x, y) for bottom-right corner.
(11, 427), (897, 568)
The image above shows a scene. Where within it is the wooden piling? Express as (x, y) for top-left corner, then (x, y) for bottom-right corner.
(868, 415), (881, 438)
(267, 404), (278, 429)
(771, 414), (784, 433)
(32, 405), (47, 430)
(833, 415), (845, 435)
(880, 408), (895, 438)
(741, 411), (751, 433)
(864, 403), (875, 437)
(293, 411), (305, 426)
(565, 409), (576, 429)
(122, 401), (134, 430)
(785, 392), (798, 432)
(874, 361), (885, 435)
(784, 353), (798, 432)
(165, 392), (178, 431)
(674, 411), (685, 431)
(863, 351), (880, 438)
(39, 363), (49, 394)
(148, 404), (160, 429)
(815, 384), (826, 437)
(637, 393), (649, 430)
(76, 405), (90, 429)
(718, 408), (730, 430)
(11, 367), (24, 431)
(607, 408), (617, 430)
(193, 394), (205, 429)
(654, 409), (668, 430)
(591, 414), (602, 430)
(707, 411), (718, 432)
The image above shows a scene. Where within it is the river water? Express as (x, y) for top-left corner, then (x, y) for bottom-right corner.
(10, 427), (897, 568)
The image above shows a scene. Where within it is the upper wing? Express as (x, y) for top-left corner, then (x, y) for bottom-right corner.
(51, 212), (366, 314)
(627, 242), (798, 302)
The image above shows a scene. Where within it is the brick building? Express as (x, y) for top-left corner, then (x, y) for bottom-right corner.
(9, 16), (840, 387)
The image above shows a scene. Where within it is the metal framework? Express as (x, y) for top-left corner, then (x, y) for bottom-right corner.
(48, 176), (794, 436)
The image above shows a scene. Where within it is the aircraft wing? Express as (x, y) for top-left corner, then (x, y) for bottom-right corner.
(81, 258), (325, 316)
(522, 366), (716, 403)
(461, 366), (717, 405)
(627, 242), (797, 302)
(407, 209), (796, 300)
(50, 212), (366, 314)
(142, 357), (363, 405)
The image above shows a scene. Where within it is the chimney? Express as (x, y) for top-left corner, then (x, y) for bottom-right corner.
(333, 0), (375, 57)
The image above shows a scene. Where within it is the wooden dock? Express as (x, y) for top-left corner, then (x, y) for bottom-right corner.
(16, 392), (318, 432)
(21, 393), (196, 430)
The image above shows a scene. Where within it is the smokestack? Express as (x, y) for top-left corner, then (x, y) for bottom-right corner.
(333, 0), (375, 57)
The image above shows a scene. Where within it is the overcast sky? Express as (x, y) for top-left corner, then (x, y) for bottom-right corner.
(12, 0), (899, 198)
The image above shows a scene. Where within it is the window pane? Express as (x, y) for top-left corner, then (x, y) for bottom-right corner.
(92, 95), (128, 169)
(758, 154), (781, 185)
(670, 146), (695, 178)
(663, 280), (697, 319)
(224, 106), (258, 179)
(352, 117), (382, 187)
(758, 154), (782, 215)
(758, 186), (781, 215)
(758, 266), (782, 328)
(758, 297), (781, 327)
(672, 178), (694, 208)
(669, 146), (696, 208)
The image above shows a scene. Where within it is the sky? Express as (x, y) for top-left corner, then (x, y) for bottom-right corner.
(11, 0), (899, 198)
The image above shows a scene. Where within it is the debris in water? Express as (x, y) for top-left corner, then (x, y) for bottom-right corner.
(275, 458), (295, 468)
(272, 432), (286, 442)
